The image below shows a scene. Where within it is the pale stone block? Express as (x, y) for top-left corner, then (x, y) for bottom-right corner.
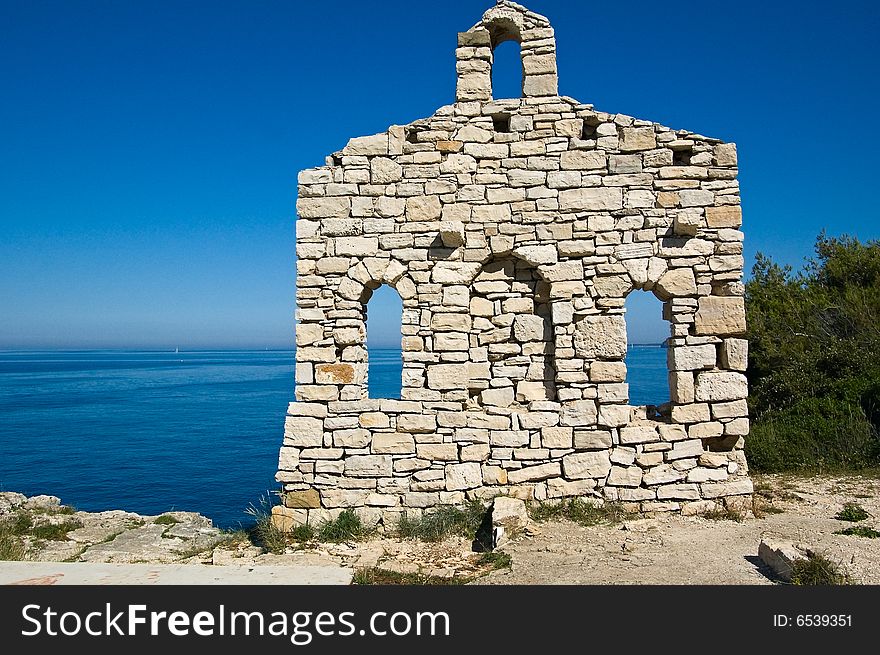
(694, 372), (748, 402)
(562, 451), (612, 480)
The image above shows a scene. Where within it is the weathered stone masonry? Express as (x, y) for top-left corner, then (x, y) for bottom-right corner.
(274, 1), (752, 530)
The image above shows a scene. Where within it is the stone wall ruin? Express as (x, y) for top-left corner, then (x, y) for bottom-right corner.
(274, 1), (752, 530)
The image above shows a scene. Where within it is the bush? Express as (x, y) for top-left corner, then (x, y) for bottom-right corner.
(746, 234), (880, 472)
(835, 502), (870, 522)
(790, 553), (849, 585)
(529, 499), (626, 527)
(317, 509), (366, 543)
(396, 501), (487, 543)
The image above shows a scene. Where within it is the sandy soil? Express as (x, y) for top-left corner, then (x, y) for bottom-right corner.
(477, 473), (880, 585)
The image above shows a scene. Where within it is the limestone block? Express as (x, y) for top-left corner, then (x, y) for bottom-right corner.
(343, 133), (389, 156)
(482, 465), (508, 485)
(678, 190), (714, 207)
(700, 478), (754, 498)
(523, 73), (558, 97)
(574, 430), (613, 449)
(372, 433), (416, 454)
(620, 425), (659, 445)
(758, 538), (805, 583)
(670, 403), (711, 424)
(560, 400), (599, 427)
(689, 421), (724, 439)
(513, 245), (558, 265)
(358, 412), (391, 428)
(431, 314), (472, 331)
(562, 451), (612, 480)
(508, 462), (561, 484)
(573, 315), (627, 359)
(706, 205), (742, 228)
(344, 455), (393, 477)
(654, 268), (697, 299)
(335, 237), (378, 257)
(427, 364), (468, 390)
(694, 372), (748, 402)
(559, 187), (623, 211)
(560, 150), (606, 170)
(656, 483), (700, 500)
(296, 323), (323, 347)
(541, 426), (573, 449)
(296, 197), (351, 219)
(284, 416), (324, 447)
(666, 439), (704, 460)
(370, 157), (402, 184)
(283, 489), (321, 509)
(315, 363), (356, 384)
(642, 464), (686, 486)
(457, 72), (492, 101)
(607, 466), (642, 487)
(592, 274), (632, 298)
(714, 143), (738, 167)
(516, 381), (553, 402)
(668, 344), (716, 371)
(271, 505), (307, 532)
(417, 444), (459, 461)
(720, 338), (748, 371)
(513, 314), (548, 341)
(439, 221), (465, 247)
(333, 428), (371, 448)
(481, 387), (514, 407)
(619, 127), (656, 151)
(405, 196), (442, 222)
(591, 361), (627, 383)
(397, 414), (437, 433)
(461, 444), (490, 461)
(445, 462), (483, 491)
(669, 371), (695, 403)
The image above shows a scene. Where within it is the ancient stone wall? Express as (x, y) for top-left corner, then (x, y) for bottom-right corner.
(275, 1), (752, 529)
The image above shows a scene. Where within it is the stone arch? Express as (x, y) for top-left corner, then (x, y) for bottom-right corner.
(467, 253), (556, 408)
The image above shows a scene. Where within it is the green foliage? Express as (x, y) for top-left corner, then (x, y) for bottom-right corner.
(396, 500), (487, 543)
(529, 499), (626, 527)
(31, 519), (82, 541)
(0, 513), (30, 560)
(790, 552), (850, 585)
(746, 234), (880, 472)
(475, 551), (512, 570)
(154, 514), (180, 526)
(317, 509), (366, 543)
(352, 567), (467, 586)
(835, 525), (880, 538)
(244, 495), (288, 554)
(835, 502), (870, 522)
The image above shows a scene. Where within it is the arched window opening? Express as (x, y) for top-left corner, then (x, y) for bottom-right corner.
(468, 256), (556, 408)
(491, 39), (523, 99)
(623, 291), (670, 413)
(365, 284), (403, 399)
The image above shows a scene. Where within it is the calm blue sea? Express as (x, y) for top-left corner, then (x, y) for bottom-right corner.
(0, 347), (666, 527)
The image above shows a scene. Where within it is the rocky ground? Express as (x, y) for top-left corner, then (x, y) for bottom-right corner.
(2, 473), (879, 584)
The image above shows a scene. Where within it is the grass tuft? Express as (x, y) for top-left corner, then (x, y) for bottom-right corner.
(317, 509), (366, 543)
(30, 519), (82, 541)
(835, 525), (880, 538)
(702, 506), (745, 522)
(790, 552), (850, 585)
(154, 514), (180, 526)
(397, 500), (487, 543)
(835, 502), (870, 522)
(352, 567), (467, 586)
(475, 551), (511, 570)
(529, 499), (627, 527)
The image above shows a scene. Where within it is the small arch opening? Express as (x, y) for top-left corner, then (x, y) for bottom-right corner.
(365, 284), (403, 399)
(491, 39), (523, 100)
(623, 291), (670, 411)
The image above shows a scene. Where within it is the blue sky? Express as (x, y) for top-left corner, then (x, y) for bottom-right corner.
(1, 0), (877, 349)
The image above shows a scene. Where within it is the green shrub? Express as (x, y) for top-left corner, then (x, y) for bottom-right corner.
(396, 501), (487, 543)
(317, 509), (366, 543)
(835, 526), (880, 538)
(835, 502), (870, 522)
(154, 514), (180, 526)
(529, 499), (626, 527)
(790, 552), (850, 585)
(31, 519), (82, 541)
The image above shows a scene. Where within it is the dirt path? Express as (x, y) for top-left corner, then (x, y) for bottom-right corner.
(477, 474), (880, 585)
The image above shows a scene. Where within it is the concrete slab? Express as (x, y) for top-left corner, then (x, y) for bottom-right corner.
(0, 562), (353, 585)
